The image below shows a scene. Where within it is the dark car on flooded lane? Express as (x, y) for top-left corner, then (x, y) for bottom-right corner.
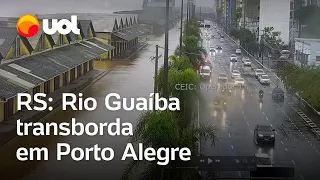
(254, 125), (275, 145)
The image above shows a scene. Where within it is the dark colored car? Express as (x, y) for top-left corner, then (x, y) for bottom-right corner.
(272, 87), (284, 101)
(254, 125), (275, 145)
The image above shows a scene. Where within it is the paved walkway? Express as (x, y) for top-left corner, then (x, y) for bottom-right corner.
(0, 69), (111, 148)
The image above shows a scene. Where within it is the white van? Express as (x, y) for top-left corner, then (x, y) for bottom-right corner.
(199, 66), (211, 80)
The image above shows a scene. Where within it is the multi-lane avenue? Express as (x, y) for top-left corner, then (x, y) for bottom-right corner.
(199, 23), (320, 180)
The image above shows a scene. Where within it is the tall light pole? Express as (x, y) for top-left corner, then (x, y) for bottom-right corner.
(180, 0), (184, 57)
(163, 0), (170, 100)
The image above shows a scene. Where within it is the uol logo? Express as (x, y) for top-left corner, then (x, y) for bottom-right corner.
(16, 14), (80, 38)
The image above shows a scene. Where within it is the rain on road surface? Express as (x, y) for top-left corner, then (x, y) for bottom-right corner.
(199, 23), (320, 180)
(0, 25), (181, 180)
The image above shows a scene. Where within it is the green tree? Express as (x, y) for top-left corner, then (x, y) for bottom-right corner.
(279, 64), (320, 110)
(121, 110), (217, 180)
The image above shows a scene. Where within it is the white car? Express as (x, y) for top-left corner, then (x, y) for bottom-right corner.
(242, 57), (251, 66)
(210, 47), (215, 52)
(234, 78), (245, 87)
(259, 74), (270, 84)
(220, 38), (224, 42)
(218, 73), (228, 81)
(236, 48), (242, 55)
(254, 69), (265, 78)
(230, 54), (237, 62)
(199, 65), (211, 80)
(231, 69), (241, 78)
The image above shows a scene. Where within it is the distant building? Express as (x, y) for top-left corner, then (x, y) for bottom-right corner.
(139, 0), (176, 33)
(294, 38), (320, 66)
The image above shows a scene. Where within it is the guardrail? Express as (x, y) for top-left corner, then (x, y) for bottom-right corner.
(220, 27), (320, 116)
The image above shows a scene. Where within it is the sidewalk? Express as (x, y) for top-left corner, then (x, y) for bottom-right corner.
(0, 69), (112, 148)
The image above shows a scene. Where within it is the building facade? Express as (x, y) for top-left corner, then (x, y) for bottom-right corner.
(0, 13), (148, 122)
(294, 38), (320, 66)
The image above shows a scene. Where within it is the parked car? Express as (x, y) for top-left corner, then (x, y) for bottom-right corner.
(254, 69), (265, 78)
(231, 69), (241, 78)
(230, 54), (237, 62)
(258, 74), (270, 84)
(242, 57), (251, 66)
(236, 48), (242, 55)
(254, 124), (276, 145)
(216, 46), (223, 53)
(220, 38), (224, 43)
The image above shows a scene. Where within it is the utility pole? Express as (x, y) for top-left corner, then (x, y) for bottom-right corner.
(153, 45), (160, 110)
(243, 0), (246, 29)
(200, 6), (202, 21)
(186, 0), (189, 35)
(291, 0), (295, 50)
(163, 0), (170, 100)
(180, 0), (184, 57)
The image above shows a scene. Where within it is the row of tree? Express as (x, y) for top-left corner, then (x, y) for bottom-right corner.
(121, 20), (217, 179)
(279, 63), (320, 111)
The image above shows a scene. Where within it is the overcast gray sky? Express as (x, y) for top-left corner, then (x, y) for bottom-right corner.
(0, 0), (215, 17)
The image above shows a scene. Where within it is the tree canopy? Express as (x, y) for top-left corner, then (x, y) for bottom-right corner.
(279, 64), (320, 110)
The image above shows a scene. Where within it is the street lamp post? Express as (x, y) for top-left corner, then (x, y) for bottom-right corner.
(163, 0), (170, 100)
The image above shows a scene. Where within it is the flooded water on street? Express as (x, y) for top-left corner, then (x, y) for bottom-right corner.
(0, 25), (180, 180)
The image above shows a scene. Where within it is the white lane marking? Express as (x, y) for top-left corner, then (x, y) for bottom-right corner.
(262, 112), (265, 115)
(244, 115), (247, 119)
(238, 171), (242, 177)
(292, 160), (296, 165)
(231, 145), (234, 149)
(228, 133), (231, 138)
(285, 148), (288, 152)
(300, 174), (305, 180)
(246, 122), (249, 126)
(281, 141), (284, 144)
(266, 117), (269, 121)
(250, 130), (253, 134)
(225, 123), (228, 127)
(270, 123), (273, 127)
(242, 109), (244, 114)
(274, 131), (278, 135)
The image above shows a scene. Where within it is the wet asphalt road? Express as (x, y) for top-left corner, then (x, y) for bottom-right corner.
(0, 25), (180, 180)
(199, 24), (320, 180)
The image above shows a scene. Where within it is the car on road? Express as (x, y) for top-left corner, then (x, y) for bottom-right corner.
(210, 46), (215, 52)
(254, 124), (275, 145)
(216, 46), (223, 53)
(218, 73), (228, 82)
(255, 153), (273, 167)
(242, 57), (251, 66)
(258, 74), (270, 84)
(254, 69), (265, 78)
(213, 97), (227, 110)
(211, 35), (215, 39)
(230, 54), (237, 62)
(199, 65), (211, 80)
(272, 87), (285, 101)
(234, 78), (245, 87)
(219, 82), (233, 96)
(231, 69), (241, 78)
(220, 38), (224, 43)
(236, 48), (242, 55)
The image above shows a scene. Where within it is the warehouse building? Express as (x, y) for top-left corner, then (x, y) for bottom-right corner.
(36, 13), (149, 59)
(0, 19), (114, 122)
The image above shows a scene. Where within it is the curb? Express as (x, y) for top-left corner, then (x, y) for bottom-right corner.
(221, 28), (320, 116)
